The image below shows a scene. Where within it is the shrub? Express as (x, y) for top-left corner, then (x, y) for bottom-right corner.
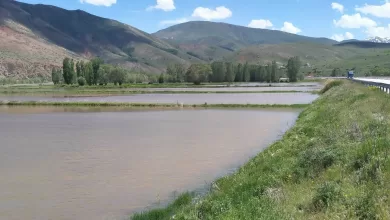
(320, 80), (343, 94)
(294, 147), (337, 179)
(311, 182), (341, 211)
(77, 77), (86, 86)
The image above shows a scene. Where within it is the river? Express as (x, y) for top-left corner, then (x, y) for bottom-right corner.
(0, 107), (299, 220)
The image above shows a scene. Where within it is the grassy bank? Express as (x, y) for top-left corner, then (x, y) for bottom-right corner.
(0, 101), (309, 109)
(132, 80), (390, 219)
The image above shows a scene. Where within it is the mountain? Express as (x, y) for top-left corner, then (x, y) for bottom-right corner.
(367, 37), (390, 43)
(153, 21), (337, 61)
(0, 0), (198, 78)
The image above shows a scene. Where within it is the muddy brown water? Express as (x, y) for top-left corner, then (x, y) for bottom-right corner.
(0, 93), (318, 105)
(0, 107), (300, 220)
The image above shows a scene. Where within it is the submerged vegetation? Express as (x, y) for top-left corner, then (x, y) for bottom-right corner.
(132, 80), (390, 219)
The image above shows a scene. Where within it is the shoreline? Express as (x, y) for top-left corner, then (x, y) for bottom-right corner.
(131, 80), (390, 219)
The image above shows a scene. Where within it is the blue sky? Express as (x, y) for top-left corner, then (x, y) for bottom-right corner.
(17, 0), (390, 41)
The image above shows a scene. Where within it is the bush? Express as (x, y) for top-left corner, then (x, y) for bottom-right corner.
(311, 182), (341, 211)
(294, 147), (337, 179)
(320, 80), (343, 94)
(77, 77), (86, 86)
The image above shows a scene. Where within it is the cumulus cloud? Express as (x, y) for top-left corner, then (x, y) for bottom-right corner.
(160, 18), (189, 26)
(365, 25), (390, 38)
(192, 6), (232, 21)
(331, 2), (344, 13)
(80, 0), (116, 7)
(333, 13), (377, 29)
(331, 32), (354, 41)
(248, 19), (273, 29)
(281, 22), (301, 34)
(147, 0), (175, 12)
(356, 2), (390, 18)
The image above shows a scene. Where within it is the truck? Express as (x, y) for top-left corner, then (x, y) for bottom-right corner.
(347, 70), (354, 79)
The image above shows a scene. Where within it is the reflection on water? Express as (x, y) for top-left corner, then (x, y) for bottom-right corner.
(0, 93), (318, 105)
(0, 108), (299, 220)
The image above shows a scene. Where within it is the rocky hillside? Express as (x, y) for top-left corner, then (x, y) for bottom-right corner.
(0, 0), (198, 78)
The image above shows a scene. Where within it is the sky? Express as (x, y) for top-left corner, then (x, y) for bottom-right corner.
(16, 0), (390, 41)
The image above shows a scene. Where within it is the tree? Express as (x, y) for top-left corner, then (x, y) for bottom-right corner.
(76, 61), (81, 77)
(51, 68), (61, 85)
(77, 77), (86, 86)
(70, 59), (76, 84)
(225, 62), (235, 83)
(91, 57), (103, 85)
(62, 58), (71, 84)
(186, 64), (212, 85)
(235, 63), (243, 82)
(110, 67), (126, 85)
(211, 61), (226, 82)
(174, 64), (186, 82)
(287, 56), (301, 82)
(166, 64), (177, 82)
(271, 61), (278, 82)
(79, 61), (85, 77)
(243, 62), (250, 82)
(84, 62), (94, 86)
(158, 73), (165, 84)
(97, 68), (108, 85)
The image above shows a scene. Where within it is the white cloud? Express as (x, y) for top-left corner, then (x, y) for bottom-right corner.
(365, 25), (390, 38)
(280, 22), (301, 34)
(160, 18), (189, 26)
(331, 32), (354, 41)
(248, 19), (273, 29)
(147, 0), (175, 12)
(192, 6), (232, 21)
(79, 0), (116, 7)
(333, 13), (377, 29)
(331, 2), (344, 13)
(356, 2), (390, 18)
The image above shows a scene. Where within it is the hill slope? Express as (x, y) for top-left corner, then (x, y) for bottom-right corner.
(153, 21), (337, 61)
(0, 0), (197, 78)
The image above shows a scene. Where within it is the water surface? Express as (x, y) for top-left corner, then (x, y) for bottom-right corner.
(0, 107), (299, 220)
(0, 93), (318, 105)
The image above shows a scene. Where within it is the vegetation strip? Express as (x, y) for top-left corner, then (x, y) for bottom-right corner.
(0, 90), (312, 95)
(132, 80), (390, 219)
(0, 101), (308, 109)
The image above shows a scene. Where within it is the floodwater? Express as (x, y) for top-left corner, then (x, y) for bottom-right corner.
(0, 93), (318, 105)
(132, 86), (320, 92)
(0, 107), (300, 220)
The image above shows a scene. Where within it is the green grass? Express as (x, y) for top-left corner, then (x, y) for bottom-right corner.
(131, 80), (390, 219)
(0, 101), (309, 109)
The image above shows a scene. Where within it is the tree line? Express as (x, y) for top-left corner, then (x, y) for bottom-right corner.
(52, 56), (302, 86)
(52, 58), (153, 86)
(161, 56), (302, 84)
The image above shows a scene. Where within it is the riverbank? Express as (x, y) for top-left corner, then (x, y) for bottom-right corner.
(132, 80), (390, 219)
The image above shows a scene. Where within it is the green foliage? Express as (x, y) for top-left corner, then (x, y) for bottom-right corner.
(91, 57), (103, 85)
(110, 67), (126, 85)
(311, 182), (342, 211)
(84, 62), (94, 86)
(225, 62), (235, 83)
(51, 68), (61, 85)
(211, 61), (226, 82)
(77, 76), (86, 86)
(243, 62), (250, 82)
(320, 80), (344, 94)
(370, 66), (390, 76)
(235, 63), (243, 82)
(158, 73), (165, 84)
(97, 67), (109, 85)
(62, 57), (71, 84)
(186, 64), (212, 85)
(287, 56), (301, 82)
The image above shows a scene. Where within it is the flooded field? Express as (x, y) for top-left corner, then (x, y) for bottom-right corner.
(0, 93), (318, 105)
(0, 107), (300, 220)
(131, 86), (320, 92)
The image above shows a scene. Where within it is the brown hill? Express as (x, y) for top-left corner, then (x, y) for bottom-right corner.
(0, 0), (197, 78)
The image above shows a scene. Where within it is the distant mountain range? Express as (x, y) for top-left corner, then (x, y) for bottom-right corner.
(1, 0), (390, 78)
